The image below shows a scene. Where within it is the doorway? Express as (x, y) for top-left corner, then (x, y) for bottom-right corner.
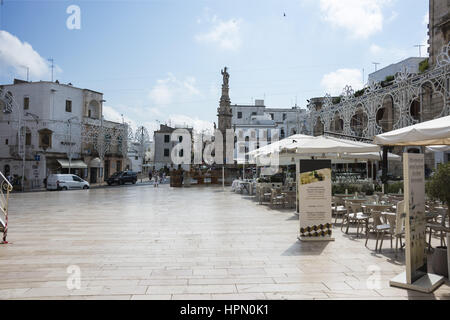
(90, 167), (98, 184)
(104, 160), (110, 179)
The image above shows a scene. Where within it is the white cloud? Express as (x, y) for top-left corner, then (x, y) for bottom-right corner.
(386, 11), (398, 23)
(369, 41), (428, 63)
(369, 44), (383, 56)
(168, 114), (214, 134)
(423, 12), (429, 26)
(0, 31), (59, 80)
(148, 73), (201, 106)
(321, 69), (363, 95)
(319, 0), (392, 39)
(149, 80), (173, 105)
(103, 105), (138, 131)
(195, 17), (243, 51)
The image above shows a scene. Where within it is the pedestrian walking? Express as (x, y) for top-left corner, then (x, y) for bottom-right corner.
(154, 174), (159, 188)
(149, 170), (152, 183)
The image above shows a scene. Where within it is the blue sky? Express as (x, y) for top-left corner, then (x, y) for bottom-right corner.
(0, 0), (429, 134)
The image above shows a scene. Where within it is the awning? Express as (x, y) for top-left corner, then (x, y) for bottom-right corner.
(373, 115), (450, 146)
(89, 157), (102, 168)
(57, 159), (88, 169)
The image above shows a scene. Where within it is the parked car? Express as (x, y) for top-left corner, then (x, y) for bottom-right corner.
(47, 174), (90, 191)
(105, 171), (137, 186)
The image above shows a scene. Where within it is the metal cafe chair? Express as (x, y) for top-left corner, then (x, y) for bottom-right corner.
(427, 206), (449, 251)
(365, 211), (393, 252)
(343, 201), (370, 238)
(270, 188), (285, 209)
(332, 196), (347, 224)
(394, 201), (406, 252)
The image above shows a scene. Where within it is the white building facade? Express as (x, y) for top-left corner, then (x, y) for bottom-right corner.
(368, 57), (427, 84)
(0, 79), (128, 189)
(231, 100), (306, 139)
(230, 100), (307, 163)
(152, 124), (193, 171)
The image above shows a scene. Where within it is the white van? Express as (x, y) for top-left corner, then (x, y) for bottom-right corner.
(47, 174), (90, 191)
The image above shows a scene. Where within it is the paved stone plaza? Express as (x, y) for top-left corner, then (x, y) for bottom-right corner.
(0, 185), (449, 300)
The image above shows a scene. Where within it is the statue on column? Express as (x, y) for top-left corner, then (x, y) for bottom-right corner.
(221, 67), (229, 87)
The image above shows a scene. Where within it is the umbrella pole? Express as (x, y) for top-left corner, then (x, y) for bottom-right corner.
(381, 146), (388, 194)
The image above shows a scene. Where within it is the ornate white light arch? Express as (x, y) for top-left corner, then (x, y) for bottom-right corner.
(305, 42), (450, 140)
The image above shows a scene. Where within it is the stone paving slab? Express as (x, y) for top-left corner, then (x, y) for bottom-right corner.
(0, 185), (449, 300)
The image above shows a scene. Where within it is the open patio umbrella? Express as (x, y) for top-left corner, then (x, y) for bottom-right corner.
(426, 145), (450, 153)
(281, 135), (381, 155)
(342, 152), (401, 162)
(373, 115), (450, 146)
(250, 135), (382, 168)
(248, 134), (311, 157)
(250, 135), (381, 159)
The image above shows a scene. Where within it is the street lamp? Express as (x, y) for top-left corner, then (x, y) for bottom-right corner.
(67, 116), (79, 174)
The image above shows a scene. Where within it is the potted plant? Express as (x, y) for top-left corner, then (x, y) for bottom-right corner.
(426, 163), (450, 278)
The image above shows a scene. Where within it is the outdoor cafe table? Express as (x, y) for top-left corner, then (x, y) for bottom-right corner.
(363, 203), (394, 212)
(240, 181), (253, 195)
(334, 194), (353, 198)
(342, 197), (367, 204)
(363, 203), (394, 222)
(231, 180), (240, 192)
(334, 194), (359, 204)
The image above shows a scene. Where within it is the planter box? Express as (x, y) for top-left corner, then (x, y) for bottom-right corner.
(432, 246), (448, 278)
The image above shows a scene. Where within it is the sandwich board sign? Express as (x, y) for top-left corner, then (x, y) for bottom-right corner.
(390, 153), (444, 293)
(298, 160), (334, 242)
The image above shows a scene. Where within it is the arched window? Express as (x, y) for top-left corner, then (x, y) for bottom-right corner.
(410, 99), (421, 121)
(377, 95), (398, 132)
(331, 112), (344, 133)
(351, 107), (368, 137)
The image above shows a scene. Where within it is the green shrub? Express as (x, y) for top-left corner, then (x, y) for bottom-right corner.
(332, 97), (342, 104)
(419, 59), (429, 73)
(386, 181), (404, 194)
(361, 183), (375, 196)
(354, 88), (366, 97)
(426, 163), (450, 209)
(332, 182), (375, 195)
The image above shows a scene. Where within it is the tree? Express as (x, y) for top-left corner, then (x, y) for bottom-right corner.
(135, 126), (150, 180)
(118, 124), (132, 161)
(427, 162), (450, 218)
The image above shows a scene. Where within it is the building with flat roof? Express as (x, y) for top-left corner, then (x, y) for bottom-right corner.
(0, 79), (128, 189)
(152, 124), (193, 171)
(368, 57), (427, 84)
